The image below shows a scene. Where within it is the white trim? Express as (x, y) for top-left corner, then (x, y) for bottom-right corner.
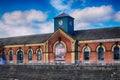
(112, 44), (120, 52)
(27, 49), (33, 54)
(79, 38), (120, 43)
(4, 43), (45, 48)
(8, 49), (13, 55)
(114, 60), (120, 63)
(96, 45), (106, 52)
(36, 48), (42, 54)
(16, 49), (24, 54)
(82, 46), (91, 53)
(84, 60), (90, 63)
(53, 41), (67, 53)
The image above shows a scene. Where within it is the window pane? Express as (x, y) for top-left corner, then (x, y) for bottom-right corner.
(114, 46), (119, 60)
(84, 47), (89, 60)
(98, 47), (104, 60)
(2, 51), (6, 60)
(55, 43), (65, 61)
(17, 50), (23, 63)
(2, 51), (6, 64)
(37, 49), (41, 61)
(9, 50), (13, 61)
(28, 50), (32, 61)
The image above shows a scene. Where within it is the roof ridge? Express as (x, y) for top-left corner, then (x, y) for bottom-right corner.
(74, 26), (120, 32)
(54, 12), (73, 19)
(0, 33), (52, 39)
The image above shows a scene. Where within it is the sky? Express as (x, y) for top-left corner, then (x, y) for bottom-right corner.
(0, 0), (120, 38)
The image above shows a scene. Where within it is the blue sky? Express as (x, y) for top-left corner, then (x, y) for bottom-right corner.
(0, 0), (120, 38)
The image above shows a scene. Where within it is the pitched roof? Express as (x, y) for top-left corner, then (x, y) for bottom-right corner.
(73, 27), (120, 41)
(0, 33), (52, 46)
(54, 12), (74, 19)
(0, 27), (120, 46)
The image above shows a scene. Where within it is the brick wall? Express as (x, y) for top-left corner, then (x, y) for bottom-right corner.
(0, 65), (120, 80)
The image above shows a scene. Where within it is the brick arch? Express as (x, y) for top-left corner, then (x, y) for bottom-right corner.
(82, 45), (91, 53)
(96, 44), (106, 52)
(112, 44), (120, 52)
(53, 41), (67, 53)
(16, 49), (24, 54)
(27, 49), (33, 54)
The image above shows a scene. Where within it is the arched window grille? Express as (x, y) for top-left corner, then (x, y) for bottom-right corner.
(114, 45), (120, 60)
(37, 49), (42, 61)
(28, 49), (32, 61)
(17, 49), (24, 63)
(98, 46), (104, 60)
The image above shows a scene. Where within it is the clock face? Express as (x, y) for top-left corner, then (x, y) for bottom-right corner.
(58, 20), (63, 26)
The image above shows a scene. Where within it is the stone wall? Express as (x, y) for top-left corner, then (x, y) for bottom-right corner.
(0, 65), (120, 80)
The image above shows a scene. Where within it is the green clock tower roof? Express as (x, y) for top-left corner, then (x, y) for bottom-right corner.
(54, 12), (74, 19)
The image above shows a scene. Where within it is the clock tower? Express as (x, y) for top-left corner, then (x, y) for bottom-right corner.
(54, 13), (74, 35)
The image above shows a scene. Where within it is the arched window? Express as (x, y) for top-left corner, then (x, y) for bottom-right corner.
(28, 49), (32, 61)
(98, 46), (104, 60)
(37, 49), (42, 61)
(84, 47), (89, 60)
(17, 49), (23, 63)
(114, 45), (120, 60)
(2, 51), (6, 63)
(55, 43), (65, 61)
(9, 50), (13, 61)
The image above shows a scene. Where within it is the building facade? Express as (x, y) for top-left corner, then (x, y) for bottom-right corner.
(0, 13), (120, 65)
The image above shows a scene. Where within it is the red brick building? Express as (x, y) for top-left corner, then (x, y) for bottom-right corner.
(0, 13), (120, 65)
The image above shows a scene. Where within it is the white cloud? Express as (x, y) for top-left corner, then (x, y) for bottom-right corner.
(0, 21), (35, 37)
(37, 22), (54, 33)
(70, 5), (114, 30)
(2, 10), (47, 25)
(25, 10), (47, 22)
(50, 0), (73, 10)
(75, 22), (90, 30)
(0, 10), (53, 38)
(71, 5), (113, 22)
(114, 11), (120, 22)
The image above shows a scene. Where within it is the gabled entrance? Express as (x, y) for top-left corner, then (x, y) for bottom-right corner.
(47, 28), (75, 64)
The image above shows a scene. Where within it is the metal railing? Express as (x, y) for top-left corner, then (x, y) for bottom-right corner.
(1, 59), (120, 66)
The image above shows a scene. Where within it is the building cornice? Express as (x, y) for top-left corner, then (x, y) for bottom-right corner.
(3, 38), (120, 48)
(4, 43), (45, 48)
(79, 38), (120, 43)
